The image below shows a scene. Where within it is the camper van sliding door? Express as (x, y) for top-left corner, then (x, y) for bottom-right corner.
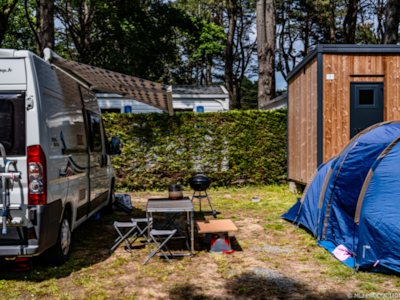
(85, 110), (109, 213)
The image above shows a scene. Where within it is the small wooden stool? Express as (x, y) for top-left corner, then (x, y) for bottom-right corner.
(196, 219), (238, 253)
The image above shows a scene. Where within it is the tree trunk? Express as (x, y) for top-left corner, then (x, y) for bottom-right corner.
(200, 59), (205, 85)
(257, 0), (276, 108)
(187, 63), (193, 84)
(219, 2), (223, 26)
(36, 0), (55, 57)
(198, 2), (201, 18)
(196, 63), (200, 85)
(304, 18), (309, 54)
(377, 0), (384, 43)
(343, 0), (359, 44)
(383, 0), (400, 44)
(82, 1), (92, 63)
(235, 80), (242, 109)
(0, 0), (19, 46)
(225, 0), (237, 110)
(329, 0), (336, 43)
(206, 58), (212, 85)
(206, 5), (215, 85)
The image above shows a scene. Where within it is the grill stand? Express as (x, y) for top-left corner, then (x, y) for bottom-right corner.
(192, 190), (218, 218)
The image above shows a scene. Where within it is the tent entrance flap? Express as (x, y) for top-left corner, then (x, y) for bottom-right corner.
(43, 48), (173, 115)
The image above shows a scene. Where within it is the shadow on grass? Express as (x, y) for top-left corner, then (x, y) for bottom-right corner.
(0, 207), (138, 281)
(167, 272), (351, 300)
(0, 206), (241, 282)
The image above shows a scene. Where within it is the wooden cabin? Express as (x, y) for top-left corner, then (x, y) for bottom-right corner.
(287, 44), (400, 185)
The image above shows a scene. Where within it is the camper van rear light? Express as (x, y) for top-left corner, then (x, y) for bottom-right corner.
(27, 145), (46, 205)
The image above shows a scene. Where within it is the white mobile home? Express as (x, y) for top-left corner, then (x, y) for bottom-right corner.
(97, 85), (229, 114)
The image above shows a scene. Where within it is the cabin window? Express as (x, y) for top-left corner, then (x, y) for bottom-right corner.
(0, 93), (25, 156)
(359, 89), (375, 105)
(101, 108), (120, 114)
(174, 108), (193, 113)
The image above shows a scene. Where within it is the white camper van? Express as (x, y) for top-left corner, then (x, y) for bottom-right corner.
(0, 48), (122, 265)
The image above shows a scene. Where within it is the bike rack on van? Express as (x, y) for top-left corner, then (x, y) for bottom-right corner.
(0, 144), (22, 234)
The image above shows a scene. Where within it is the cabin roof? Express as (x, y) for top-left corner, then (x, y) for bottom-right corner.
(172, 85), (227, 95)
(286, 44), (400, 81)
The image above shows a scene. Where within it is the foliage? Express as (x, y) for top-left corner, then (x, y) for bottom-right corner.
(1, 0), (36, 51)
(80, 0), (226, 84)
(103, 110), (287, 191)
(187, 19), (226, 61)
(87, 0), (190, 81)
(239, 77), (258, 110)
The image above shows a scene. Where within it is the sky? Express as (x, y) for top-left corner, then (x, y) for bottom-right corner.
(275, 71), (287, 91)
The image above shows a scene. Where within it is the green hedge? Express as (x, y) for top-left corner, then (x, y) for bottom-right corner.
(102, 109), (287, 191)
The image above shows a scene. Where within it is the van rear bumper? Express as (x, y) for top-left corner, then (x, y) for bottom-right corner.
(0, 200), (62, 257)
(0, 245), (39, 256)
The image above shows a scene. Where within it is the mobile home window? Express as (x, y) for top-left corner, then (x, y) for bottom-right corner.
(0, 93), (25, 155)
(359, 90), (375, 105)
(87, 111), (103, 153)
(101, 108), (120, 114)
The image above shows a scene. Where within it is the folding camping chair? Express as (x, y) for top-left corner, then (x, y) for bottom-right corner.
(143, 229), (177, 265)
(108, 220), (138, 254)
(128, 218), (153, 246)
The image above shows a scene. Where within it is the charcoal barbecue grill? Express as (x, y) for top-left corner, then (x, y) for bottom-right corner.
(189, 172), (217, 218)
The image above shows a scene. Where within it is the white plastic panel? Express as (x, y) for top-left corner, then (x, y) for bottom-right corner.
(0, 59), (26, 85)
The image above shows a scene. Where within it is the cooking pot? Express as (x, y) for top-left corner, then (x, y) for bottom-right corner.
(169, 184), (183, 200)
(189, 172), (212, 191)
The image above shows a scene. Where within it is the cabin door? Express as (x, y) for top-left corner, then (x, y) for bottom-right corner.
(350, 83), (384, 139)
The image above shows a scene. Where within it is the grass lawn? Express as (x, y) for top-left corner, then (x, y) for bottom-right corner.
(1, 184), (400, 299)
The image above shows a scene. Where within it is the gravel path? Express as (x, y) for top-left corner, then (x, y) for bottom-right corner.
(250, 245), (293, 253)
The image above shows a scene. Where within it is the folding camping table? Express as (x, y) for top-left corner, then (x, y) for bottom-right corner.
(146, 197), (194, 256)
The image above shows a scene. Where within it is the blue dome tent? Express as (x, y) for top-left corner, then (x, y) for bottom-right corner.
(354, 136), (400, 274)
(283, 121), (400, 274)
(281, 156), (336, 236)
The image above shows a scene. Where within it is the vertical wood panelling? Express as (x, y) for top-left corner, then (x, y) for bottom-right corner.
(288, 57), (318, 183)
(322, 54), (400, 161)
(394, 57), (400, 119)
(312, 60), (318, 179)
(288, 80), (293, 179)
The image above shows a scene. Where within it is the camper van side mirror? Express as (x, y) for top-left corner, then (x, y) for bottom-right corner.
(110, 137), (122, 156)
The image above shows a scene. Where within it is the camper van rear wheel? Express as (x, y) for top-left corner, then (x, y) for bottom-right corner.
(46, 210), (71, 266)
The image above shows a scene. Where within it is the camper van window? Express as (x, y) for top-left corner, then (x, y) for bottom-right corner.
(87, 111), (102, 153)
(0, 93), (25, 155)
(101, 118), (110, 155)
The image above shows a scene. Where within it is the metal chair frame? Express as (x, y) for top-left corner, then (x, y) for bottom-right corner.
(143, 229), (177, 265)
(128, 218), (153, 246)
(108, 221), (138, 254)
